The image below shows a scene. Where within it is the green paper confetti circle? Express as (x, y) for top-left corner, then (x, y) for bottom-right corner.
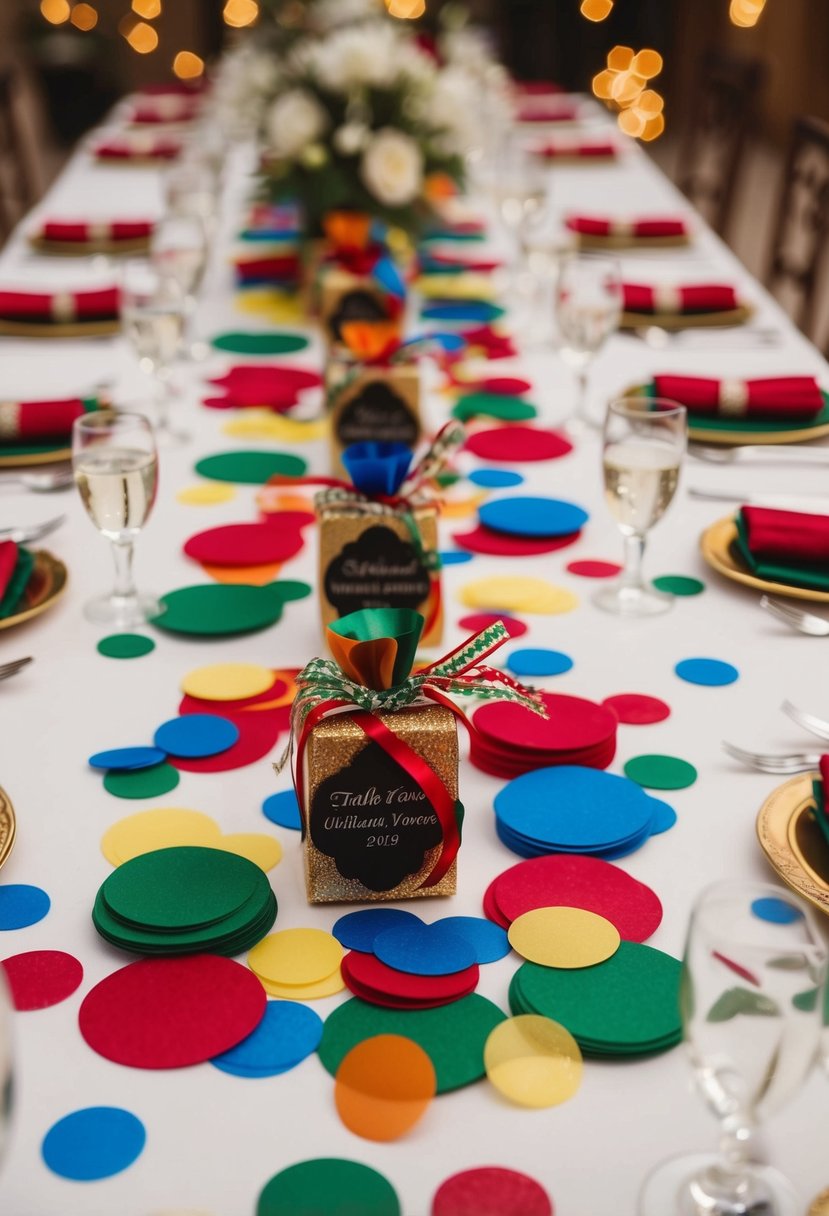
(195, 451), (307, 485)
(623, 754), (698, 791)
(150, 584), (288, 637)
(103, 764), (180, 800)
(211, 331), (310, 356)
(257, 1159), (400, 1216)
(452, 394), (538, 423)
(102, 846), (262, 931)
(96, 634), (156, 659)
(318, 994), (506, 1093)
(652, 575), (705, 597)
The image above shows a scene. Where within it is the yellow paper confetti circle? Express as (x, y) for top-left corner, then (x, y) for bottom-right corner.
(459, 575), (578, 615)
(181, 663), (276, 702)
(248, 928), (344, 987)
(484, 1014), (583, 1108)
(176, 483), (237, 506)
(508, 906), (621, 969)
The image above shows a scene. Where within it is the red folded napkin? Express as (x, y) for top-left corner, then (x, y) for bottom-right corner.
(513, 81), (563, 96)
(653, 375), (823, 419)
(421, 252), (503, 273)
(94, 138), (182, 161)
(820, 755), (829, 805)
(235, 255), (302, 283)
(39, 220), (154, 244)
(458, 324), (517, 360)
(517, 102), (579, 123)
(536, 140), (617, 160)
(741, 506), (829, 565)
(0, 396), (95, 440)
(0, 542), (17, 602)
(0, 287), (119, 323)
(131, 100), (200, 125)
(566, 215), (688, 239)
(622, 283), (738, 314)
(137, 80), (208, 97)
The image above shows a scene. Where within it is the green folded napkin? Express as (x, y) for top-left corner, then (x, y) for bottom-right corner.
(733, 514), (829, 592)
(0, 546), (35, 618)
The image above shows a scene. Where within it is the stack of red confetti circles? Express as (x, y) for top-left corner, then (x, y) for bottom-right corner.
(340, 952), (480, 1011)
(469, 692), (618, 779)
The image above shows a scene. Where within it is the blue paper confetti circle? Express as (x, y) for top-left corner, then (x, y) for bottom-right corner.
(439, 550), (475, 566)
(674, 658), (739, 687)
(505, 649), (574, 678)
(0, 884), (50, 930)
(211, 1001), (323, 1077)
(153, 714), (240, 759)
(751, 896), (803, 925)
(374, 921), (477, 976)
(42, 1107), (146, 1181)
(262, 790), (303, 831)
(479, 496), (589, 538)
(435, 916), (511, 964)
(468, 469), (524, 489)
(332, 908), (423, 953)
(88, 747), (167, 772)
(648, 799), (677, 835)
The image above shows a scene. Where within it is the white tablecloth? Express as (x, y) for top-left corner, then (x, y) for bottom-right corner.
(0, 103), (826, 1216)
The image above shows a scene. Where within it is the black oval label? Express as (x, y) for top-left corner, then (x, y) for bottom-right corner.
(336, 381), (419, 448)
(324, 524), (431, 616)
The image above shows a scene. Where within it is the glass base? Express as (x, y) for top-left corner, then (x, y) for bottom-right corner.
(593, 579), (674, 617)
(154, 423), (191, 447)
(639, 1152), (799, 1216)
(83, 591), (160, 629)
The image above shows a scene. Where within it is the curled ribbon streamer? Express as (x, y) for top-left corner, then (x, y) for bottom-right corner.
(276, 618), (546, 890)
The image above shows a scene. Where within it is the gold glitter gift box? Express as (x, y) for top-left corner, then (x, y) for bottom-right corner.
(326, 355), (422, 478)
(301, 703), (459, 903)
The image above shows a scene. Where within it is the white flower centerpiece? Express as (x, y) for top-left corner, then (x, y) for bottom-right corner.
(260, 21), (468, 238)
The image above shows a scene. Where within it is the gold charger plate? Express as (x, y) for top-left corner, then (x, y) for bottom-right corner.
(577, 233), (690, 250)
(756, 772), (829, 915)
(700, 515), (829, 604)
(0, 786), (16, 872)
(0, 549), (68, 631)
(622, 382), (829, 445)
(29, 235), (150, 257)
(620, 304), (753, 330)
(0, 318), (119, 339)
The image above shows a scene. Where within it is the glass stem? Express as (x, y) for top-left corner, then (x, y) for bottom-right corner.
(621, 532), (646, 589)
(110, 540), (136, 603)
(574, 367), (589, 421)
(154, 374), (170, 434)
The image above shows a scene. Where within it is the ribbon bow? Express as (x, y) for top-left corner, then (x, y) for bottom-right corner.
(278, 608), (547, 889)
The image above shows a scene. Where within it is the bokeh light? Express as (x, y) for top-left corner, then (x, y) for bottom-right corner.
(40, 0), (71, 23)
(125, 20), (159, 52)
(729, 0), (767, 27)
(593, 43), (666, 143)
(132, 0), (161, 16)
(580, 0), (613, 19)
(632, 49), (663, 78)
(607, 45), (634, 72)
(70, 2), (98, 29)
(173, 51), (205, 80)
(386, 0), (426, 14)
(223, 0), (260, 26)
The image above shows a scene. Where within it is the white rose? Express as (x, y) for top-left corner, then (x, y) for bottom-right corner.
(361, 128), (424, 207)
(311, 25), (399, 92)
(266, 89), (329, 158)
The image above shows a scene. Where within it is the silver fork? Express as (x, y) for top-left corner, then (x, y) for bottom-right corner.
(630, 326), (782, 350)
(0, 515), (66, 545)
(0, 656), (32, 682)
(689, 443), (829, 466)
(759, 595), (829, 637)
(780, 699), (829, 743)
(722, 740), (822, 773)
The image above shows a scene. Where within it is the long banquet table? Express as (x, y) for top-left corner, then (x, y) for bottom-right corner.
(0, 99), (827, 1216)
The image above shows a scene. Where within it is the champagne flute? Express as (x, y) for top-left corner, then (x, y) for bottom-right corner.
(72, 411), (159, 627)
(640, 881), (827, 1216)
(595, 396), (686, 617)
(151, 213), (208, 361)
(120, 259), (187, 444)
(492, 136), (548, 279)
(555, 253), (622, 427)
(164, 161), (220, 238)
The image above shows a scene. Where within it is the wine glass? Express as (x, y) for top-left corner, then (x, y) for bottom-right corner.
(164, 161), (220, 238)
(640, 881), (828, 1216)
(595, 396), (686, 617)
(72, 411), (159, 628)
(555, 253), (622, 428)
(120, 259), (187, 444)
(492, 136), (549, 279)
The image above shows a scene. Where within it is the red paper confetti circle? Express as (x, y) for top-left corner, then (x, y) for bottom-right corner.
(457, 613), (528, 639)
(432, 1166), (553, 1216)
(465, 426), (572, 463)
(79, 955), (266, 1069)
(602, 693), (671, 725)
(2, 950), (83, 1011)
(565, 560), (622, 579)
(183, 523), (303, 567)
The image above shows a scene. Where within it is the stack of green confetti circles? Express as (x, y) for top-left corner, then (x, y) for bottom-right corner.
(509, 941), (682, 1056)
(92, 846), (277, 956)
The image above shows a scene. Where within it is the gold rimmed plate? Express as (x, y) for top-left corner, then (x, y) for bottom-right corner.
(700, 515), (829, 604)
(624, 383), (829, 445)
(756, 773), (829, 915)
(0, 318), (120, 339)
(28, 235), (151, 257)
(619, 304), (753, 331)
(0, 549), (68, 631)
(0, 444), (71, 469)
(576, 233), (691, 250)
(0, 786), (16, 872)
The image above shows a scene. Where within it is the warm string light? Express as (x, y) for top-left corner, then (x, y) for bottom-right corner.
(580, 0), (613, 21)
(592, 45), (665, 143)
(729, 0), (767, 27)
(173, 51), (205, 80)
(132, 0), (162, 17)
(125, 19), (159, 52)
(40, 0), (71, 24)
(222, 0), (260, 27)
(70, 2), (98, 28)
(386, 0), (427, 16)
